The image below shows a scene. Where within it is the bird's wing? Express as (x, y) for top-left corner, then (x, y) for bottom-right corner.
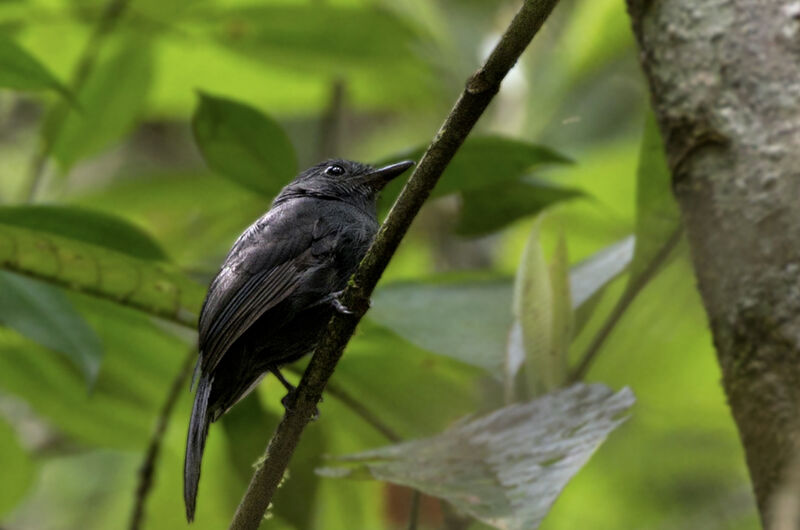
(198, 205), (327, 374)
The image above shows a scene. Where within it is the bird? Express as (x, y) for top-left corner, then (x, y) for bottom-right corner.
(183, 158), (414, 521)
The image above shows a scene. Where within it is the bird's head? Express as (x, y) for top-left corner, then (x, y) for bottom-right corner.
(277, 158), (415, 207)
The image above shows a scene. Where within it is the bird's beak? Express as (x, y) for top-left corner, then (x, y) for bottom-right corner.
(362, 160), (415, 189)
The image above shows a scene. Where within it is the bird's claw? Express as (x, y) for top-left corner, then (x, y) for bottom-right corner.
(328, 289), (357, 315)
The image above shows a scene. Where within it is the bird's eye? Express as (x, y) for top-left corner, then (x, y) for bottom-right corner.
(325, 165), (345, 176)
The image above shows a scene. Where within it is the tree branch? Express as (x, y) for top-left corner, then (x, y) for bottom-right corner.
(230, 0), (558, 530)
(128, 346), (195, 530)
(227, 1), (562, 528)
(626, 0), (800, 524)
(569, 227), (682, 382)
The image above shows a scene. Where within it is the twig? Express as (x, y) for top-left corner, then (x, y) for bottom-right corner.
(24, 0), (132, 201)
(569, 227), (682, 382)
(407, 489), (421, 530)
(317, 80), (345, 160)
(227, 1), (562, 528)
(128, 346), (196, 530)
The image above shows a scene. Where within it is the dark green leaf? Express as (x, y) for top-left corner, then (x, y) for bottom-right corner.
(456, 178), (582, 236)
(45, 42), (153, 171)
(369, 280), (514, 380)
(0, 35), (73, 102)
(0, 416), (35, 518)
(319, 384), (635, 530)
(0, 271), (102, 383)
(628, 112), (681, 287)
(380, 136), (571, 209)
(0, 223), (204, 327)
(192, 93), (297, 197)
(0, 205), (167, 261)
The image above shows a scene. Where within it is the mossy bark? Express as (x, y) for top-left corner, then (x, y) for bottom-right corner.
(626, 0), (800, 525)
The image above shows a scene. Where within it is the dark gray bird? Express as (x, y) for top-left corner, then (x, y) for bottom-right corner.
(184, 158), (414, 521)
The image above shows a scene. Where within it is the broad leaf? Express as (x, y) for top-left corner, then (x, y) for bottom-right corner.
(192, 93), (297, 197)
(0, 271), (103, 384)
(0, 35), (73, 102)
(0, 205), (167, 261)
(628, 112), (681, 287)
(379, 136), (571, 209)
(0, 416), (35, 518)
(0, 223), (204, 327)
(457, 178), (582, 236)
(0, 295), (190, 449)
(319, 384), (635, 530)
(45, 42), (153, 171)
(197, 5), (427, 74)
(369, 280), (513, 380)
(569, 236), (634, 335)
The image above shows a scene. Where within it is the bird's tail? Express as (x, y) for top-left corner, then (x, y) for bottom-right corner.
(184, 372), (213, 522)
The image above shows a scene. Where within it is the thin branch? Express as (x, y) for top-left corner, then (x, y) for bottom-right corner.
(286, 365), (401, 443)
(568, 227), (683, 382)
(227, 1), (562, 528)
(128, 346), (195, 530)
(24, 0), (132, 201)
(407, 489), (421, 530)
(316, 79), (345, 160)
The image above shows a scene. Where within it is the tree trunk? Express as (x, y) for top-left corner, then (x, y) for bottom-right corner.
(626, 0), (800, 525)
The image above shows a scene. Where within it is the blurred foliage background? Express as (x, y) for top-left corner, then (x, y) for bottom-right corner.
(0, 0), (759, 528)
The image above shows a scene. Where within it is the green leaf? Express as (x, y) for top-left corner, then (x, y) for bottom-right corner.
(513, 218), (561, 395)
(380, 136), (571, 209)
(0, 205), (167, 261)
(319, 384), (635, 530)
(0, 223), (204, 327)
(0, 416), (35, 518)
(197, 5), (427, 74)
(548, 233), (572, 383)
(569, 236), (634, 335)
(45, 42), (153, 171)
(457, 178), (582, 236)
(0, 271), (103, 384)
(191, 93), (297, 197)
(0, 295), (189, 449)
(628, 112), (681, 287)
(369, 280), (514, 380)
(0, 35), (73, 102)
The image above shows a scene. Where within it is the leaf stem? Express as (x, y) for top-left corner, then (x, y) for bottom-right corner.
(227, 1), (563, 528)
(569, 227), (682, 382)
(24, 0), (132, 202)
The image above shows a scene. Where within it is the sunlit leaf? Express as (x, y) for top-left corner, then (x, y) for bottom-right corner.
(196, 5), (428, 74)
(379, 136), (571, 209)
(0, 223), (204, 327)
(569, 235), (634, 335)
(192, 93), (297, 197)
(45, 41), (153, 171)
(0, 416), (35, 518)
(456, 179), (582, 236)
(0, 271), (103, 384)
(0, 35), (73, 102)
(0, 205), (167, 261)
(513, 218), (560, 395)
(628, 112), (681, 287)
(319, 384), (635, 530)
(548, 233), (572, 382)
(369, 280), (513, 380)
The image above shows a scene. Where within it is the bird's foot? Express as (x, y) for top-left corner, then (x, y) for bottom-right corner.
(281, 389), (321, 421)
(320, 289), (358, 315)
